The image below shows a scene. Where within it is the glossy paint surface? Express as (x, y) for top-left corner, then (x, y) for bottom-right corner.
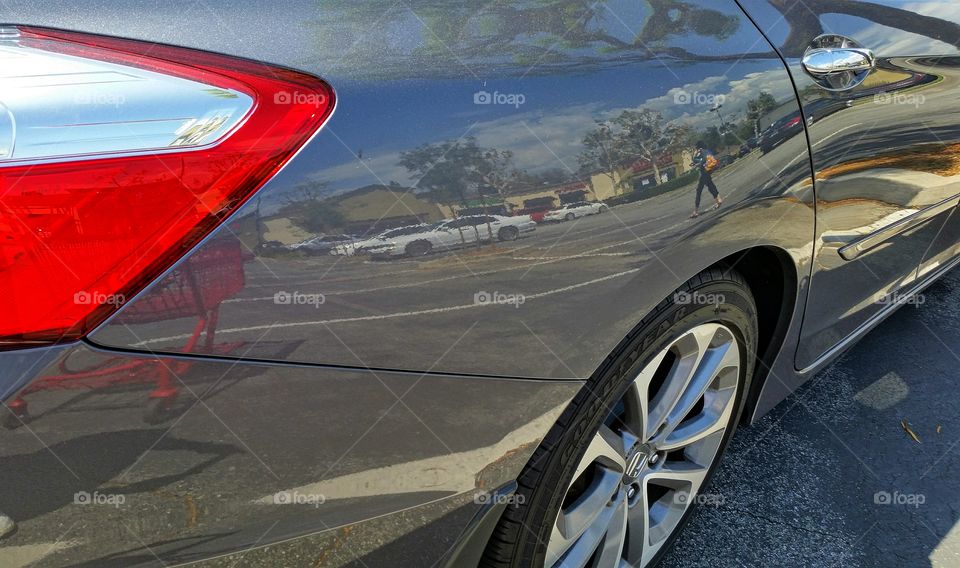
(741, 0), (960, 368)
(3, 1), (960, 567)
(76, 2), (814, 383)
(0, 343), (579, 566)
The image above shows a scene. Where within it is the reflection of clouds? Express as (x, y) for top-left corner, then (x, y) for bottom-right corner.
(822, 3), (960, 56)
(310, 103), (604, 194)
(642, 69), (795, 131)
(473, 104), (602, 170)
(306, 69), (795, 195)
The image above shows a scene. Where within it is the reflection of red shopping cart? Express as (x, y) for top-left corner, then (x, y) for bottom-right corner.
(5, 240), (248, 429)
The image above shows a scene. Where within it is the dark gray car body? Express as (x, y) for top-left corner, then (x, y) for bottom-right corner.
(2, 1), (959, 566)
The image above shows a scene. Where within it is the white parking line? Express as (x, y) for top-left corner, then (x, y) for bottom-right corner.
(132, 267), (641, 346)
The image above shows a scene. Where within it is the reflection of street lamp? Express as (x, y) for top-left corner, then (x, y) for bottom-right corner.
(710, 103), (729, 133)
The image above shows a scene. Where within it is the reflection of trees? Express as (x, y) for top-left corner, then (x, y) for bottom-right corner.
(615, 109), (689, 184)
(579, 110), (689, 191)
(311, 0), (748, 76)
(579, 122), (627, 194)
(280, 181), (346, 234)
(399, 138), (517, 207)
(310, 0), (960, 77)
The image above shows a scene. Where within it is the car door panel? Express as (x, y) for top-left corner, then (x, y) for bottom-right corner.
(67, 2), (816, 382)
(740, 0), (960, 369)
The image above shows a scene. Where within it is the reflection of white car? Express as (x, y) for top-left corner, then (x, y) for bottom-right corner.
(286, 234), (358, 255)
(543, 201), (607, 222)
(331, 224), (432, 256)
(363, 215), (537, 258)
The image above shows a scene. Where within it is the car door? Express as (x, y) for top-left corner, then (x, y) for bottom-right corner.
(740, 0), (960, 369)
(443, 217), (480, 248)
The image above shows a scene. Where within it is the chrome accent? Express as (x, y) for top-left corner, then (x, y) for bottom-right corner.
(802, 34), (875, 91)
(838, 194), (960, 261)
(802, 48), (875, 75)
(0, 31), (253, 164)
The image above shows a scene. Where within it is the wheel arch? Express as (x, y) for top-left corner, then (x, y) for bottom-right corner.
(710, 246), (798, 426)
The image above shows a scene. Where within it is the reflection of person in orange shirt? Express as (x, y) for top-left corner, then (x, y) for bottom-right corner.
(690, 141), (722, 218)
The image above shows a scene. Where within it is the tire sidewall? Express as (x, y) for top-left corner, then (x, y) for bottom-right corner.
(499, 227), (519, 241)
(490, 275), (757, 568)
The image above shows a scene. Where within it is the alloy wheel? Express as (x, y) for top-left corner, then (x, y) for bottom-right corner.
(544, 323), (741, 568)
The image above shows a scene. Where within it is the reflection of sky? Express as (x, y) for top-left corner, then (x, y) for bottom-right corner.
(741, 0), (960, 57)
(301, 58), (792, 203)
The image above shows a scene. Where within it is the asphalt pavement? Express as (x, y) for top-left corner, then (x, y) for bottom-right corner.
(665, 266), (960, 567)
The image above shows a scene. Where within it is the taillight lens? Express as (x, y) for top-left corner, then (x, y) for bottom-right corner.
(0, 26), (335, 349)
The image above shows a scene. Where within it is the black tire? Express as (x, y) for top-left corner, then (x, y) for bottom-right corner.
(564, 213), (576, 221)
(480, 268), (758, 568)
(498, 226), (520, 242)
(405, 240), (433, 257)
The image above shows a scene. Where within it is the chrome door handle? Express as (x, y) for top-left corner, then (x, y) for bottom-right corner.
(802, 47), (875, 76)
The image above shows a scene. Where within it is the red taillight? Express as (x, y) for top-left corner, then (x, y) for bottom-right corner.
(786, 116), (802, 128)
(0, 26), (335, 349)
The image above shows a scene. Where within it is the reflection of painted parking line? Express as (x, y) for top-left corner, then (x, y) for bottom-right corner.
(133, 267), (641, 346)
(512, 252), (632, 260)
(228, 238), (641, 301)
(811, 123), (860, 148)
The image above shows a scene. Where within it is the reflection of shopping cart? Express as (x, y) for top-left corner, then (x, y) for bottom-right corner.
(4, 240), (248, 429)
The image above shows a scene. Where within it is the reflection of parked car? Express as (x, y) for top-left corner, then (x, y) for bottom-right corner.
(333, 224), (432, 256)
(543, 201), (607, 222)
(364, 215), (536, 258)
(759, 112), (803, 154)
(286, 234), (357, 255)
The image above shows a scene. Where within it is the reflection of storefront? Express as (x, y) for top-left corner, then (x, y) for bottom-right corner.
(502, 180), (590, 213)
(457, 199), (511, 216)
(629, 153), (683, 190)
(556, 185), (589, 205)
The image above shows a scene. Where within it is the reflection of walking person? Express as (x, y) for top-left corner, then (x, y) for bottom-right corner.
(690, 141), (722, 218)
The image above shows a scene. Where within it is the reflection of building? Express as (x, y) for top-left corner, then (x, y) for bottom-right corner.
(334, 185), (453, 232)
(260, 184), (455, 243)
(590, 151), (693, 197)
(503, 181), (594, 212)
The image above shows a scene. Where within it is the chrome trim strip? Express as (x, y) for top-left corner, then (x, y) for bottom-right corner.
(798, 252), (960, 375)
(838, 194), (960, 260)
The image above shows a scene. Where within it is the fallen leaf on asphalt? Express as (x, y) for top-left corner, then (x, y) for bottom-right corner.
(901, 419), (921, 443)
